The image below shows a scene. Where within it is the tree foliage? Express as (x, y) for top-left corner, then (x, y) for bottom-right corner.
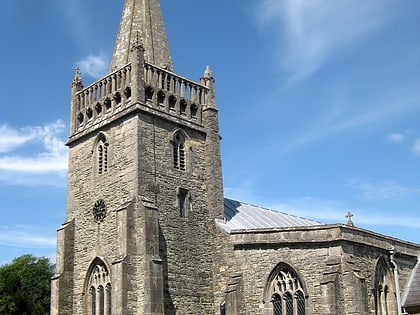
(0, 255), (54, 315)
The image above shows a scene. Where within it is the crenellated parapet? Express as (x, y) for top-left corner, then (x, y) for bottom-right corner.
(70, 61), (209, 136)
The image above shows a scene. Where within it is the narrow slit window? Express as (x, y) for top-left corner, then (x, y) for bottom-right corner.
(178, 188), (189, 217)
(177, 188), (192, 218)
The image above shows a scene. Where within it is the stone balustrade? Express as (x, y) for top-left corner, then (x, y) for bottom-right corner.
(73, 62), (208, 132)
(73, 64), (132, 129)
(143, 62), (208, 123)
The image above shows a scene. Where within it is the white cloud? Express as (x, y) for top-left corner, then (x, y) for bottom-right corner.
(411, 138), (420, 156)
(0, 125), (40, 153)
(387, 133), (405, 143)
(77, 53), (109, 79)
(0, 120), (68, 185)
(0, 225), (56, 249)
(256, 0), (394, 82)
(349, 178), (420, 201)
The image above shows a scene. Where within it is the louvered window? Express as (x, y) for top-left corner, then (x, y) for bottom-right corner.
(96, 133), (109, 175)
(173, 132), (186, 171)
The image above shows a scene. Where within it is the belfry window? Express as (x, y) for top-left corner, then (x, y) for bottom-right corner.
(172, 132), (186, 171)
(96, 133), (109, 175)
(266, 264), (307, 315)
(86, 259), (111, 315)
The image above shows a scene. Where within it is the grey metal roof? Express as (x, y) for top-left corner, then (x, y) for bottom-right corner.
(402, 255), (420, 308)
(218, 198), (323, 233)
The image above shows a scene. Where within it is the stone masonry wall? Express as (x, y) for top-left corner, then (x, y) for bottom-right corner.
(66, 114), (144, 314)
(135, 112), (215, 314)
(218, 227), (419, 315)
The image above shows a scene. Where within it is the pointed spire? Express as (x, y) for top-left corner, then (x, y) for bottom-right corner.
(110, 0), (173, 72)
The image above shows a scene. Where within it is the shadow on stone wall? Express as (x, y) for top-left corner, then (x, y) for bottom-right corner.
(159, 224), (176, 314)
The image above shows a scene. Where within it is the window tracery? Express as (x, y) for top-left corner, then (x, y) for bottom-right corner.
(86, 259), (111, 315)
(266, 264), (307, 315)
(373, 257), (397, 315)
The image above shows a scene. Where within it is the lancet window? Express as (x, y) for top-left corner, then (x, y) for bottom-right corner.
(95, 133), (109, 175)
(177, 188), (191, 217)
(86, 259), (111, 315)
(172, 131), (186, 171)
(266, 264), (307, 315)
(373, 257), (397, 315)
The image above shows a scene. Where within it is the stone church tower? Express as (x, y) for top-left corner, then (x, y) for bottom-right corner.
(51, 0), (223, 314)
(52, 1), (420, 314)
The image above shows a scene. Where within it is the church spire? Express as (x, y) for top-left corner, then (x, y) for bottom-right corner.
(110, 0), (173, 72)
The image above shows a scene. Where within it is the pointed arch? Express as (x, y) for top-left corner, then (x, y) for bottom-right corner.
(373, 256), (398, 315)
(93, 132), (109, 175)
(264, 262), (308, 315)
(84, 257), (112, 315)
(171, 129), (188, 171)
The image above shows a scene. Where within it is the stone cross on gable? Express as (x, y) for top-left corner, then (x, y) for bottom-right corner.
(346, 211), (354, 227)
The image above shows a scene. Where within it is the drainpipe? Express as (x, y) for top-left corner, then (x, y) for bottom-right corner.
(389, 246), (402, 315)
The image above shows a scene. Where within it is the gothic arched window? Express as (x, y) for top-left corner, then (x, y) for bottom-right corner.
(373, 257), (397, 315)
(86, 259), (111, 315)
(172, 131), (186, 171)
(266, 263), (307, 315)
(95, 133), (109, 175)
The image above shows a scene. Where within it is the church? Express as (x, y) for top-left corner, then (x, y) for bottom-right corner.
(51, 0), (420, 314)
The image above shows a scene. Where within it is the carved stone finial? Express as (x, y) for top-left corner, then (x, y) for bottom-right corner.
(346, 211), (354, 227)
(203, 65), (214, 80)
(162, 63), (172, 72)
(71, 67), (83, 89)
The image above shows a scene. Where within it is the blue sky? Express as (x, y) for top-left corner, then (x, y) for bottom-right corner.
(1, 0), (419, 265)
